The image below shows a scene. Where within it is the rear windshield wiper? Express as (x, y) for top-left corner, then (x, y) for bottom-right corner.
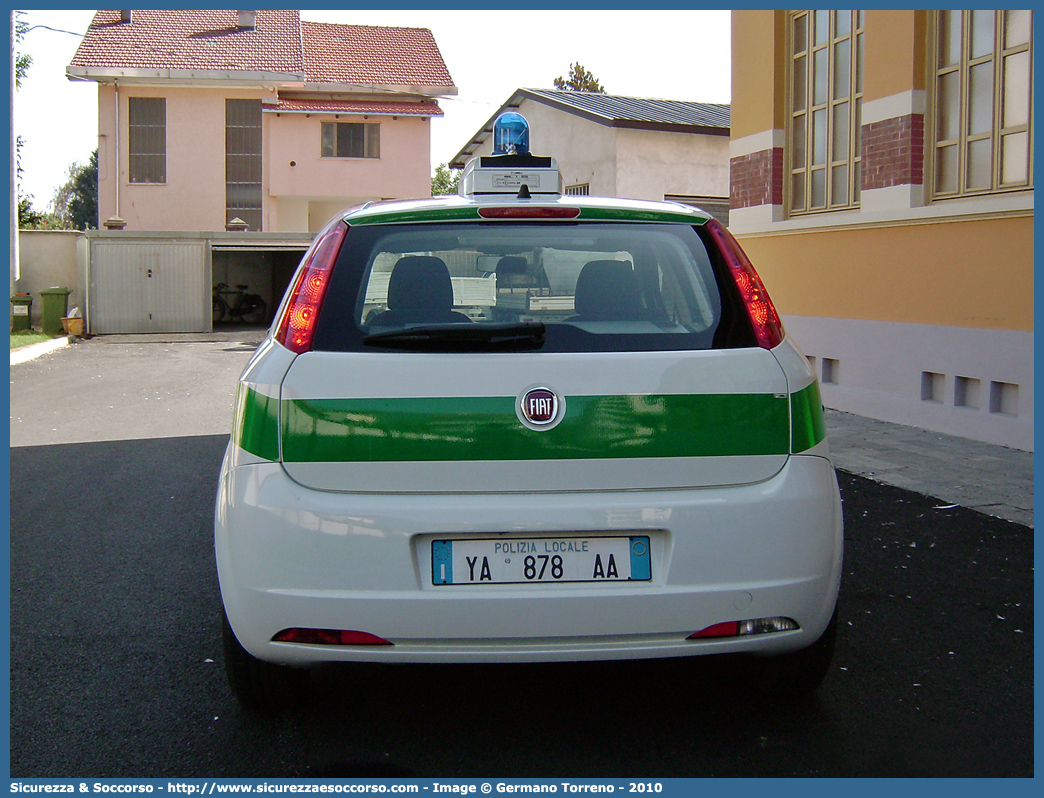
(362, 321), (546, 351)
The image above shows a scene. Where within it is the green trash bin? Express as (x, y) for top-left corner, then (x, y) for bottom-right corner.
(40, 286), (72, 336)
(10, 294), (33, 332)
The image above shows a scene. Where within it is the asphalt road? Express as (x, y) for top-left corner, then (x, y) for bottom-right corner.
(8, 339), (1034, 778)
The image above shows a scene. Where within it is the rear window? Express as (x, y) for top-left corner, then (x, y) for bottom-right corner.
(312, 221), (755, 352)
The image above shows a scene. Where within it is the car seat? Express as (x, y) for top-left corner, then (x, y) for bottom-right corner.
(369, 256), (471, 327)
(572, 259), (646, 321)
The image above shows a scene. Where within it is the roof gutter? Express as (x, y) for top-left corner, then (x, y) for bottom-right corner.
(66, 66), (308, 85)
(262, 107), (442, 118)
(65, 68), (458, 99)
(299, 81), (458, 98)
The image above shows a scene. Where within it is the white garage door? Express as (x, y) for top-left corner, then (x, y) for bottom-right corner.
(89, 240), (209, 334)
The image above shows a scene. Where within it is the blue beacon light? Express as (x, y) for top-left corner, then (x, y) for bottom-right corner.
(492, 112), (530, 155)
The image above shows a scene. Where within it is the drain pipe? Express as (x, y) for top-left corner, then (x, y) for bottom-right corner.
(104, 80), (125, 229)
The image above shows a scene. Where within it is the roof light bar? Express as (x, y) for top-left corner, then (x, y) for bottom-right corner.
(459, 113), (564, 198)
(492, 111), (531, 156)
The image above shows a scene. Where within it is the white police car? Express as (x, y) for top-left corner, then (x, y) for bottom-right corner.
(215, 113), (843, 710)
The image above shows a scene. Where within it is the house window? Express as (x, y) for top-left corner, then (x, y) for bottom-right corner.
(930, 10), (1034, 198)
(226, 100), (263, 232)
(565, 183), (590, 196)
(128, 97), (166, 184)
(321, 122), (380, 159)
(788, 10), (864, 214)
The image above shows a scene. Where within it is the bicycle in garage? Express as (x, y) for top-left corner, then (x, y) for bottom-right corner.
(212, 283), (267, 325)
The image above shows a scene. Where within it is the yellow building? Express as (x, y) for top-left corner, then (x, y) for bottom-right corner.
(730, 10), (1033, 451)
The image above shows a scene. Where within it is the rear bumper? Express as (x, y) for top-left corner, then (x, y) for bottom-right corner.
(215, 452), (843, 665)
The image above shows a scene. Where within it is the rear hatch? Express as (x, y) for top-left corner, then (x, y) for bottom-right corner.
(279, 348), (790, 493)
(274, 209), (794, 494)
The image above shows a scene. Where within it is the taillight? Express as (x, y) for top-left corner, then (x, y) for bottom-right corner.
(274, 220), (349, 353)
(705, 219), (784, 349)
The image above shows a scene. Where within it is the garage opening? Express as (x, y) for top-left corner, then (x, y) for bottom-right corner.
(211, 244), (309, 329)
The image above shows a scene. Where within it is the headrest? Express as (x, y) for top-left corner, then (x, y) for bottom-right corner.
(387, 256), (453, 311)
(574, 260), (642, 320)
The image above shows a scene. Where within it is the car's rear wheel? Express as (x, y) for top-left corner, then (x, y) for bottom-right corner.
(221, 611), (308, 711)
(747, 606), (838, 698)
(241, 297), (267, 326)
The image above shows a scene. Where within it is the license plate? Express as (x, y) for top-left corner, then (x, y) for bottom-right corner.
(431, 536), (651, 586)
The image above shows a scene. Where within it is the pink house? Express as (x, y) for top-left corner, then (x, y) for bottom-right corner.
(67, 9), (457, 233)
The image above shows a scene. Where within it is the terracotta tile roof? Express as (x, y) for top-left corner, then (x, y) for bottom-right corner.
(267, 98), (443, 116)
(301, 22), (455, 89)
(69, 12), (457, 94)
(70, 10), (305, 74)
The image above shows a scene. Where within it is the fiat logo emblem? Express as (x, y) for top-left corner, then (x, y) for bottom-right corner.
(520, 387), (559, 426)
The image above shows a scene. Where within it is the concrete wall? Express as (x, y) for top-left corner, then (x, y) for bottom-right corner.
(786, 314), (1033, 451)
(14, 230), (85, 328)
(615, 127), (729, 202)
(525, 100), (620, 196)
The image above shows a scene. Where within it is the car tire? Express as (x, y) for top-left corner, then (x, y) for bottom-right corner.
(747, 606), (838, 698)
(242, 298), (267, 326)
(221, 610), (308, 711)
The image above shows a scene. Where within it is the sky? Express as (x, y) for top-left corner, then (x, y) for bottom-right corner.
(13, 8), (731, 212)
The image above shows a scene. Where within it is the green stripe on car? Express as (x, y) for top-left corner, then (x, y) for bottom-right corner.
(235, 383), (827, 463)
(790, 381), (827, 454)
(233, 384), (280, 462)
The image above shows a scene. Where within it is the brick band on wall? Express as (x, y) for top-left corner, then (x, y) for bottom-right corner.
(862, 114), (925, 191)
(730, 148), (783, 210)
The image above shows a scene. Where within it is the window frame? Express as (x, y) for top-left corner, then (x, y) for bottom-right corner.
(127, 97), (166, 185)
(226, 99), (263, 232)
(927, 10), (1034, 201)
(320, 121), (381, 159)
(786, 10), (865, 216)
(309, 221), (755, 354)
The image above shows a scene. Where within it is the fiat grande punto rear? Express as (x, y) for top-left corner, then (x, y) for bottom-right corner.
(215, 115), (843, 710)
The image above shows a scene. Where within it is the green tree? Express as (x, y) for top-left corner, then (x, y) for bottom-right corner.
(14, 13), (42, 228)
(431, 163), (461, 196)
(52, 150), (99, 230)
(15, 17), (31, 87)
(18, 196), (47, 228)
(553, 63), (605, 93)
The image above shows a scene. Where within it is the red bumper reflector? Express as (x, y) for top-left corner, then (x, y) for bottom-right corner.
(478, 206), (581, 219)
(273, 628), (393, 646)
(687, 622), (740, 639)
